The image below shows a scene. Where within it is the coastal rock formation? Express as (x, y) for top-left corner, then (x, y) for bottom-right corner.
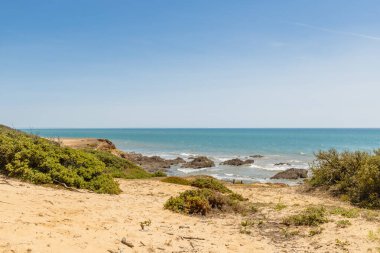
(96, 139), (117, 151)
(221, 158), (254, 166)
(121, 152), (185, 172)
(181, 156), (215, 169)
(274, 162), (291, 166)
(270, 168), (308, 180)
(250, 155), (264, 158)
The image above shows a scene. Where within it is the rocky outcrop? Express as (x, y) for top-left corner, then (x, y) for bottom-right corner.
(221, 158), (254, 166)
(96, 139), (116, 151)
(250, 155), (264, 158)
(56, 137), (185, 172)
(181, 156), (215, 169)
(270, 168), (308, 180)
(120, 152), (185, 172)
(274, 162), (291, 166)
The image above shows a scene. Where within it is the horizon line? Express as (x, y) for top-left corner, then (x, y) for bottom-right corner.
(19, 127), (380, 130)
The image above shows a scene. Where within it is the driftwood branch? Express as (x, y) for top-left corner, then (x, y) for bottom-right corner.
(53, 180), (82, 192)
(0, 179), (13, 186)
(121, 237), (134, 248)
(181, 236), (205, 241)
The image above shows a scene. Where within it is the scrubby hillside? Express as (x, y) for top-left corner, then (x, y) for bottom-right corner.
(0, 125), (152, 194)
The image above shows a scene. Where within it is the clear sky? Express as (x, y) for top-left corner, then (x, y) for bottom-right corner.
(1, 0), (380, 128)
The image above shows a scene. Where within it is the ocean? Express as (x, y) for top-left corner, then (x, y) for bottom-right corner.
(24, 128), (380, 184)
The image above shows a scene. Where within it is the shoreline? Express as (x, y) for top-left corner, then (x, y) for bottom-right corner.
(53, 137), (309, 184)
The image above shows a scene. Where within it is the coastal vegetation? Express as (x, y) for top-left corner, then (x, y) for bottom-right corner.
(164, 177), (254, 215)
(283, 206), (328, 226)
(309, 149), (380, 208)
(0, 125), (154, 194)
(164, 188), (255, 215)
(161, 176), (191, 185)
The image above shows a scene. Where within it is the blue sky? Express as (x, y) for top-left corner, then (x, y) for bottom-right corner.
(1, 0), (380, 128)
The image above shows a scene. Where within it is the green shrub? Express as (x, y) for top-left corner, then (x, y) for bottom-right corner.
(309, 149), (380, 208)
(329, 207), (359, 218)
(190, 177), (232, 193)
(336, 220), (351, 228)
(161, 176), (190, 185)
(164, 189), (212, 215)
(0, 125), (121, 194)
(84, 149), (152, 179)
(283, 206), (328, 226)
(164, 188), (252, 216)
(274, 203), (287, 211)
(309, 227), (323, 236)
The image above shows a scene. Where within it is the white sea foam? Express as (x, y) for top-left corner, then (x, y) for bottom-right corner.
(180, 152), (199, 157)
(177, 167), (208, 174)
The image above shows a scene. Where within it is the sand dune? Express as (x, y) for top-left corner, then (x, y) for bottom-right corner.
(0, 176), (379, 253)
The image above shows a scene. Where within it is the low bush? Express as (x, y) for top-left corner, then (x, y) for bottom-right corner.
(329, 207), (359, 218)
(161, 176), (190, 185)
(84, 149), (152, 179)
(309, 149), (380, 208)
(309, 227), (323, 236)
(283, 206), (328, 226)
(190, 177), (232, 193)
(164, 188), (252, 216)
(336, 220), (351, 228)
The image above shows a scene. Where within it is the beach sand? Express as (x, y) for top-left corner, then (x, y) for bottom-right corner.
(1, 176), (379, 253)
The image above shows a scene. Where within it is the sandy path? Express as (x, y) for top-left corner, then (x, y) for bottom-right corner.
(0, 177), (379, 253)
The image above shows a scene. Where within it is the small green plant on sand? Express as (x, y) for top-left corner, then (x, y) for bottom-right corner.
(336, 220), (351, 228)
(241, 219), (254, 227)
(239, 227), (251, 235)
(309, 227), (323, 236)
(274, 198), (287, 211)
(240, 219), (254, 234)
(329, 207), (359, 218)
(362, 210), (379, 222)
(140, 219), (152, 230)
(283, 206), (328, 226)
(368, 228), (380, 242)
(335, 239), (350, 251)
(281, 228), (300, 238)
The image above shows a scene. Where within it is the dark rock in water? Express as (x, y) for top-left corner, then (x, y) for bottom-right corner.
(120, 153), (185, 172)
(270, 168), (308, 180)
(181, 156), (215, 169)
(274, 162), (291, 166)
(221, 158), (254, 166)
(250, 155), (264, 158)
(169, 157), (186, 165)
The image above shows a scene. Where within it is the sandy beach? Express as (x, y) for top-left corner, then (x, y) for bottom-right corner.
(1, 175), (379, 253)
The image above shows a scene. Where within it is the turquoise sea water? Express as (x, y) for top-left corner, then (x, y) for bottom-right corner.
(24, 128), (380, 183)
